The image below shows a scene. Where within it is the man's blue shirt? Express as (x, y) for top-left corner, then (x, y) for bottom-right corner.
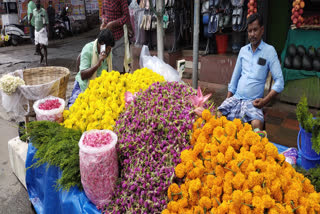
(228, 40), (284, 100)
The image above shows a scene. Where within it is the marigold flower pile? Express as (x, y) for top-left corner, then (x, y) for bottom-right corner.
(103, 82), (214, 213)
(163, 110), (320, 214)
(62, 68), (165, 131)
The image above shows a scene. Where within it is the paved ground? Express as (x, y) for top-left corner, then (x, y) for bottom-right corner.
(0, 27), (100, 214)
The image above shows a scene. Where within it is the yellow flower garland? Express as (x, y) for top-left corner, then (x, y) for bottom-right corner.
(164, 109), (320, 214)
(63, 68), (165, 131)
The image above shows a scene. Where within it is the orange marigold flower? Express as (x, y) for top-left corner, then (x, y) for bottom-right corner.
(180, 149), (194, 163)
(202, 109), (212, 121)
(215, 165), (225, 178)
(193, 206), (204, 214)
(296, 206), (307, 214)
(233, 118), (243, 131)
(243, 190), (253, 204)
(303, 178), (315, 193)
(213, 176), (223, 186)
(199, 196), (212, 209)
(167, 201), (179, 212)
(189, 178), (201, 193)
(240, 204), (252, 214)
(225, 146), (235, 162)
(200, 186), (210, 198)
(252, 185), (264, 198)
(216, 152), (226, 165)
(265, 143), (279, 159)
(232, 190), (243, 205)
(223, 181), (233, 195)
(177, 197), (188, 208)
(232, 172), (245, 190)
(252, 196), (264, 212)
(284, 189), (299, 205)
(262, 194), (275, 208)
(206, 175), (215, 188)
(161, 209), (170, 214)
(213, 126), (225, 138)
(217, 201), (229, 214)
(168, 183), (181, 201)
(175, 163), (186, 178)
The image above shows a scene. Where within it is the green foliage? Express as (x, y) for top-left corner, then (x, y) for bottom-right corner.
(296, 96), (320, 154)
(295, 165), (320, 192)
(23, 121), (82, 191)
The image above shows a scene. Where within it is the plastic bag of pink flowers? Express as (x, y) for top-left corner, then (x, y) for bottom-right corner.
(33, 96), (65, 123)
(78, 129), (118, 209)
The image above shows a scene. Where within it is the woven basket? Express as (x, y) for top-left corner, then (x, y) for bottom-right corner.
(22, 66), (70, 115)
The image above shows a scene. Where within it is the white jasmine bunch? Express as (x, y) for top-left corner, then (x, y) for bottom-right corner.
(0, 74), (25, 95)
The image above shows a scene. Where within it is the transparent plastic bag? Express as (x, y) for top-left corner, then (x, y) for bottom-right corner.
(139, 45), (181, 82)
(78, 130), (118, 209)
(33, 96), (65, 123)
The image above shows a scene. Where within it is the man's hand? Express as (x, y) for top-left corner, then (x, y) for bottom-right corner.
(98, 52), (108, 65)
(252, 98), (266, 109)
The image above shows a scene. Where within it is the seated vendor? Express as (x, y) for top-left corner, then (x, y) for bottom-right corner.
(68, 29), (115, 107)
(218, 13), (284, 137)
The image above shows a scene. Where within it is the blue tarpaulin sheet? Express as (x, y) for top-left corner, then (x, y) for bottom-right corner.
(25, 143), (100, 214)
(25, 141), (300, 214)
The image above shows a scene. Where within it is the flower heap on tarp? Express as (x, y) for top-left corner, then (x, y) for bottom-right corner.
(103, 82), (214, 213)
(63, 68), (165, 131)
(163, 110), (320, 214)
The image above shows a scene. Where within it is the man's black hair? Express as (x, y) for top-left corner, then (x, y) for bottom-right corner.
(97, 29), (115, 47)
(247, 13), (263, 27)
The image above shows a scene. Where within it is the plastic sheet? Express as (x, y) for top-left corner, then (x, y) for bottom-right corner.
(139, 45), (181, 82)
(79, 130), (118, 208)
(33, 96), (65, 123)
(25, 143), (100, 214)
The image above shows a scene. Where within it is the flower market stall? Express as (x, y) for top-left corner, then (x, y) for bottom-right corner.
(2, 63), (318, 213)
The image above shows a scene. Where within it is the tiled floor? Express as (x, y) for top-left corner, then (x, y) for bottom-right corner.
(183, 79), (305, 148)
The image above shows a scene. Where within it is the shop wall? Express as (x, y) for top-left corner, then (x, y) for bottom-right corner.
(266, 0), (290, 54)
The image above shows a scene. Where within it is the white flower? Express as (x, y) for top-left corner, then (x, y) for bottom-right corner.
(0, 74), (25, 95)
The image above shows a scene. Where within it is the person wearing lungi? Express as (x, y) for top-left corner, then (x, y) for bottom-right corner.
(218, 13), (284, 137)
(33, 0), (49, 65)
(67, 29), (115, 107)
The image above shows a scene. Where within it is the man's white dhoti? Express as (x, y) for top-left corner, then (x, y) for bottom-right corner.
(35, 28), (48, 46)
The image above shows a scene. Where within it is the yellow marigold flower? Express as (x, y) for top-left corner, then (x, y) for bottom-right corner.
(308, 192), (320, 204)
(202, 109), (212, 121)
(185, 160), (194, 172)
(252, 196), (264, 212)
(161, 209), (170, 214)
(232, 190), (243, 205)
(199, 196), (212, 209)
(277, 154), (286, 163)
(233, 118), (243, 131)
(268, 208), (279, 214)
(167, 201), (179, 213)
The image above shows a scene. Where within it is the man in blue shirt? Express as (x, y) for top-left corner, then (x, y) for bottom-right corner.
(218, 13), (284, 133)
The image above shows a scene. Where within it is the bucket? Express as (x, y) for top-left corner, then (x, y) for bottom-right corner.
(215, 34), (228, 54)
(297, 130), (320, 170)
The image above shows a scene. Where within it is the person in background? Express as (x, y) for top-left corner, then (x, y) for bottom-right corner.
(27, 0), (37, 53)
(47, 0), (55, 40)
(100, 0), (131, 74)
(33, 0), (49, 65)
(68, 29), (115, 107)
(217, 13), (284, 138)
